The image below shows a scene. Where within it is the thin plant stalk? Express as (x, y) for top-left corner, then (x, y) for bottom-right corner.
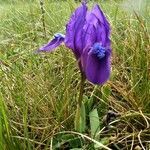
(78, 72), (86, 108)
(74, 70), (86, 132)
(39, 0), (46, 38)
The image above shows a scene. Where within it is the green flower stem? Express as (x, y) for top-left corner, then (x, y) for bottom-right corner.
(78, 72), (86, 108)
(75, 72), (86, 132)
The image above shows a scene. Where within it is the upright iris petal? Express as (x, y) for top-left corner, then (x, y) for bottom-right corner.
(91, 4), (110, 47)
(65, 3), (87, 59)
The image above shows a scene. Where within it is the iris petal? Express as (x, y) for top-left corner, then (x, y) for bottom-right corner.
(37, 33), (65, 52)
(91, 4), (111, 47)
(86, 51), (111, 84)
(65, 3), (87, 59)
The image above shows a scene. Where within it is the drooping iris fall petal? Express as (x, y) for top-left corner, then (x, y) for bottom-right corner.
(85, 43), (111, 84)
(37, 33), (65, 52)
(86, 53), (110, 84)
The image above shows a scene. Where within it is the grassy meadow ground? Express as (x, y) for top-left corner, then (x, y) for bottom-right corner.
(0, 0), (150, 149)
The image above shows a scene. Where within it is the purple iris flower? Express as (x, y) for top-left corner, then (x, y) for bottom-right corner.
(37, 2), (111, 85)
